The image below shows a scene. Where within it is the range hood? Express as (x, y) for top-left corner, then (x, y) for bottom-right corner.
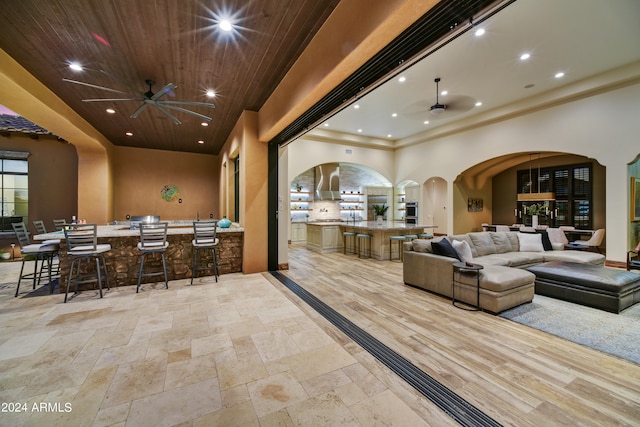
(315, 163), (342, 200)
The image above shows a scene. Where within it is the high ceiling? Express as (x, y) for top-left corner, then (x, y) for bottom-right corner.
(0, 0), (339, 155)
(306, 0), (640, 149)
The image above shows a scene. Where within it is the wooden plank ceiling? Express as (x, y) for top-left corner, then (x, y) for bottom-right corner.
(0, 0), (339, 154)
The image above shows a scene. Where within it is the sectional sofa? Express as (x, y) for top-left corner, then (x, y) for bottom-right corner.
(402, 231), (605, 313)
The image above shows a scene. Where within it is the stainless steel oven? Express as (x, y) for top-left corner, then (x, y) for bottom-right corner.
(405, 202), (418, 224)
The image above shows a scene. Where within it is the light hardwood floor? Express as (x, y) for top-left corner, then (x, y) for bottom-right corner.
(281, 244), (640, 426)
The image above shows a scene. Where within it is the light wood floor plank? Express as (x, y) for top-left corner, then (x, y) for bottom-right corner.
(283, 245), (640, 426)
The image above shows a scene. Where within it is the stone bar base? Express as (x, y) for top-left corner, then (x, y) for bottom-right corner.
(58, 231), (243, 292)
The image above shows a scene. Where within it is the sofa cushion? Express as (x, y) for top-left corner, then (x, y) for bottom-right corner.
(543, 250), (605, 265)
(517, 232), (544, 252)
(449, 234), (478, 258)
(490, 232), (515, 253)
(412, 237), (444, 253)
(452, 239), (473, 262)
(454, 265), (535, 292)
(432, 238), (460, 260)
(468, 232), (498, 256)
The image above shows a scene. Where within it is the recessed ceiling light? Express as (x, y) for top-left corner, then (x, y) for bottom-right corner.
(198, 140), (205, 144)
(201, 122), (209, 126)
(219, 20), (233, 32)
(69, 62), (83, 71)
(323, 122), (329, 127)
(354, 104), (360, 109)
(475, 101), (482, 107)
(125, 132), (133, 136)
(441, 90), (448, 96)
(520, 53), (531, 61)
(106, 108), (115, 114)
(474, 28), (485, 37)
(398, 76), (406, 83)
(555, 72), (565, 79)
(391, 113), (397, 118)
(387, 134), (392, 138)
(423, 120), (430, 125)
(206, 90), (216, 98)
(357, 129), (363, 133)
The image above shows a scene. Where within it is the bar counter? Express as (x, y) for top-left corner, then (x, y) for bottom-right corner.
(306, 220), (434, 260)
(35, 222), (244, 292)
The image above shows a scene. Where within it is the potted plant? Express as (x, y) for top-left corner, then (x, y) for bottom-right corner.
(294, 182), (302, 192)
(372, 204), (389, 225)
(526, 203), (546, 227)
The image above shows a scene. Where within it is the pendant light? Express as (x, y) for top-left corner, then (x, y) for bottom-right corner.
(517, 153), (555, 201)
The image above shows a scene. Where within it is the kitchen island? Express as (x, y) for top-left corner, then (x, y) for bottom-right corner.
(306, 221), (433, 260)
(35, 221), (244, 292)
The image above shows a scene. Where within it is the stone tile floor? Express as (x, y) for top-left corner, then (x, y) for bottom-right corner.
(0, 261), (444, 427)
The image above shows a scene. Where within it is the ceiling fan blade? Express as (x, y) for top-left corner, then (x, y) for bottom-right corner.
(99, 69), (142, 94)
(82, 98), (144, 102)
(161, 100), (215, 109)
(151, 83), (177, 101)
(154, 104), (182, 124)
(161, 104), (212, 121)
(62, 78), (129, 94)
(130, 103), (149, 119)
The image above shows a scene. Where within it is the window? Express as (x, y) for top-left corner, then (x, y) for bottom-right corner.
(517, 163), (592, 228)
(1, 156), (29, 231)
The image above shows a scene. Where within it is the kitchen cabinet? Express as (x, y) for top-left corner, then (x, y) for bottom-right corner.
(306, 223), (343, 253)
(290, 223), (307, 243)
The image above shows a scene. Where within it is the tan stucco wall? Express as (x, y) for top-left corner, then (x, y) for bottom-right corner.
(112, 146), (219, 222)
(0, 48), (114, 224)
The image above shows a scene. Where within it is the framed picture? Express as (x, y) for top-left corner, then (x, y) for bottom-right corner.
(632, 177), (640, 221)
(467, 198), (483, 212)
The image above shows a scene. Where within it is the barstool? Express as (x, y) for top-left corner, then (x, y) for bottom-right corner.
(12, 222), (59, 297)
(136, 222), (169, 293)
(343, 231), (356, 254)
(191, 220), (219, 284)
(33, 220), (61, 276)
(419, 233), (433, 239)
(404, 234), (418, 241)
(389, 235), (405, 261)
(356, 233), (371, 258)
(63, 223), (111, 303)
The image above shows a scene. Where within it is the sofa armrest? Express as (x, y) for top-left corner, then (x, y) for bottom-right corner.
(403, 250), (457, 298)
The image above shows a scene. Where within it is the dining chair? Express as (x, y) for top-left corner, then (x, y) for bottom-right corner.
(11, 222), (59, 297)
(136, 222), (169, 293)
(63, 223), (111, 302)
(627, 241), (640, 271)
(191, 220), (219, 284)
(573, 228), (605, 253)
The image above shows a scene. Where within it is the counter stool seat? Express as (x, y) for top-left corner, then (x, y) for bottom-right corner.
(63, 223), (111, 303)
(191, 220), (219, 284)
(12, 222), (59, 297)
(404, 234), (418, 240)
(136, 222), (169, 293)
(389, 235), (406, 261)
(343, 231), (356, 254)
(419, 233), (433, 239)
(356, 233), (371, 258)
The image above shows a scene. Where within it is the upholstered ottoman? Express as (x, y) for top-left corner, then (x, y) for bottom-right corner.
(453, 265), (535, 314)
(527, 261), (640, 313)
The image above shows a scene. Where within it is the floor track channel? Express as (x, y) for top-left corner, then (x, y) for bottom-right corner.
(270, 271), (502, 427)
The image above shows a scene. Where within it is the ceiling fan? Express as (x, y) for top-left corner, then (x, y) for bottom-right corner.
(403, 77), (476, 120)
(63, 70), (215, 125)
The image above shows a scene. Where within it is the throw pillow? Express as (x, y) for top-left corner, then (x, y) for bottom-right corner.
(452, 239), (473, 262)
(517, 232), (544, 252)
(539, 231), (553, 251)
(432, 238), (461, 260)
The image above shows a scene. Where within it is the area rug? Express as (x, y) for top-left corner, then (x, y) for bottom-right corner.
(499, 295), (640, 365)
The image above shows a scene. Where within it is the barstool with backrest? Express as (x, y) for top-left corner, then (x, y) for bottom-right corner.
(63, 223), (111, 302)
(191, 220), (219, 284)
(53, 219), (67, 231)
(12, 222), (59, 297)
(136, 222), (169, 293)
(32, 220), (61, 276)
